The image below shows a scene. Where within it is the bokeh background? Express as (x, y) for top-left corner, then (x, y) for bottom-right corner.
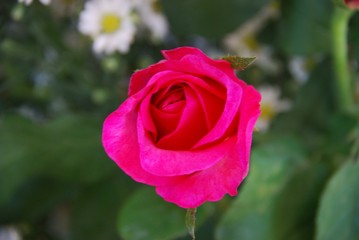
(1, 0), (359, 239)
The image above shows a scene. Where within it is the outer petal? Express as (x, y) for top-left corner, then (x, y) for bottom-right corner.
(102, 95), (176, 186)
(137, 112), (233, 176)
(129, 47), (205, 96)
(162, 46), (247, 88)
(155, 85), (261, 208)
(161, 47), (208, 61)
(129, 46), (246, 96)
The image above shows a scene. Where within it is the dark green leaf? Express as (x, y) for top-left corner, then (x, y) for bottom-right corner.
(69, 176), (134, 240)
(278, 0), (333, 55)
(0, 177), (71, 223)
(118, 187), (213, 240)
(271, 162), (330, 240)
(161, 0), (270, 39)
(0, 114), (116, 215)
(41, 114), (116, 183)
(215, 137), (306, 240)
(316, 159), (359, 240)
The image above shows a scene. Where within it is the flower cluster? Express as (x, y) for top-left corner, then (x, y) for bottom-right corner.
(78, 0), (168, 54)
(18, 0), (169, 54)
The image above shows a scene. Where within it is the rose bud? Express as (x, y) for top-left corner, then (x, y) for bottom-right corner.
(102, 47), (261, 208)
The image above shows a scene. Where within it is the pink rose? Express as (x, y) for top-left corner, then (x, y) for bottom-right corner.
(102, 47), (261, 208)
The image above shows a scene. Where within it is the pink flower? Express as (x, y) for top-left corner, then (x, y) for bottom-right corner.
(102, 47), (261, 208)
(344, 0), (359, 9)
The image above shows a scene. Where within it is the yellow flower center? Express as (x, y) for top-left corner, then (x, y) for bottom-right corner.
(261, 104), (276, 120)
(101, 14), (122, 33)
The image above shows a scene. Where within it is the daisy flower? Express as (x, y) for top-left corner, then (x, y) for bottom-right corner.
(78, 0), (136, 54)
(18, 0), (51, 5)
(134, 0), (169, 40)
(256, 85), (291, 131)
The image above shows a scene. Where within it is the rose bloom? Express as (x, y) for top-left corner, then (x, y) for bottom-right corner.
(102, 47), (261, 208)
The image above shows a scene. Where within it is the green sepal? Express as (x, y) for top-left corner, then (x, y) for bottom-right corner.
(221, 55), (256, 71)
(186, 208), (197, 239)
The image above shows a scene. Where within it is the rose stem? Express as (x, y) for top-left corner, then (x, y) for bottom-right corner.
(331, 5), (354, 112)
(186, 208), (197, 240)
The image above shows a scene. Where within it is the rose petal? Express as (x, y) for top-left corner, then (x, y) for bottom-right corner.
(172, 55), (244, 147)
(150, 104), (184, 139)
(102, 96), (175, 186)
(155, 85), (208, 149)
(139, 70), (228, 142)
(187, 80), (225, 130)
(161, 46), (207, 61)
(155, 85), (261, 208)
(129, 47), (245, 96)
(162, 47), (247, 88)
(140, 94), (158, 136)
(137, 111), (237, 176)
(128, 60), (169, 96)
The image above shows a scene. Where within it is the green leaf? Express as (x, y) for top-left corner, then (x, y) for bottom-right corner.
(221, 56), (256, 70)
(278, 0), (333, 55)
(0, 115), (46, 206)
(0, 114), (116, 219)
(69, 176), (134, 240)
(349, 14), (359, 65)
(270, 162), (330, 240)
(215, 137), (307, 240)
(118, 187), (213, 240)
(316, 159), (359, 240)
(41, 114), (116, 183)
(271, 58), (335, 136)
(161, 0), (270, 40)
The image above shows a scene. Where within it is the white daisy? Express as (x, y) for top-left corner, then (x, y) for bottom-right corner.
(78, 0), (136, 54)
(19, 0), (51, 5)
(134, 0), (168, 40)
(256, 85), (291, 131)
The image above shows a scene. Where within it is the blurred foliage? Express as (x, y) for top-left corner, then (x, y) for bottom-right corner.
(0, 0), (359, 240)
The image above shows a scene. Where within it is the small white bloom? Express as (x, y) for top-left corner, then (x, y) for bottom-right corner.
(256, 85), (291, 131)
(289, 57), (310, 84)
(78, 0), (136, 54)
(19, 0), (51, 5)
(0, 226), (22, 240)
(134, 0), (168, 40)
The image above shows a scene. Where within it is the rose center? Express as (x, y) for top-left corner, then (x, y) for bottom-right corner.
(153, 86), (186, 113)
(101, 14), (122, 34)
